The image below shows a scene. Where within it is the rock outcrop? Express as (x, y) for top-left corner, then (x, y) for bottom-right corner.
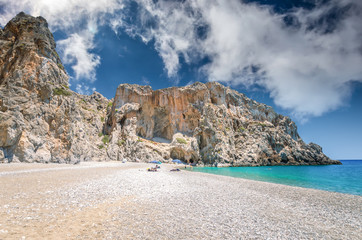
(0, 13), (341, 166)
(104, 83), (340, 166)
(0, 12), (110, 163)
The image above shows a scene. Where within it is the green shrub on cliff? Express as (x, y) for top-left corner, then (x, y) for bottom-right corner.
(102, 135), (110, 145)
(57, 63), (65, 70)
(176, 138), (187, 144)
(53, 87), (71, 96)
(117, 140), (125, 146)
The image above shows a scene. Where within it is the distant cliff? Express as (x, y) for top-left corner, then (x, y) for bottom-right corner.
(0, 12), (341, 166)
(104, 83), (340, 166)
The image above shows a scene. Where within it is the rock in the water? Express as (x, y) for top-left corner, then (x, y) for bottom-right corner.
(0, 13), (341, 166)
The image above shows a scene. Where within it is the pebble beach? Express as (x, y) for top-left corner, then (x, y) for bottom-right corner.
(0, 162), (361, 239)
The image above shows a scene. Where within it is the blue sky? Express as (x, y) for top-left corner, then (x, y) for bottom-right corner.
(1, 0), (361, 159)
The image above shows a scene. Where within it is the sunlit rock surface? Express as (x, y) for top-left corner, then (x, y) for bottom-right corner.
(0, 13), (340, 166)
(105, 82), (340, 166)
(0, 13), (110, 163)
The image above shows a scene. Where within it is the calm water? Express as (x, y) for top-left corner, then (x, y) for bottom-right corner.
(190, 160), (362, 196)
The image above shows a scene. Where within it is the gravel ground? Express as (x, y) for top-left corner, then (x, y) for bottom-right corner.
(0, 162), (361, 239)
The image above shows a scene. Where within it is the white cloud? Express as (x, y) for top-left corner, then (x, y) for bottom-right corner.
(1, 0), (361, 118)
(122, 0), (202, 78)
(76, 83), (96, 95)
(0, 0), (124, 32)
(57, 30), (100, 82)
(128, 0), (362, 119)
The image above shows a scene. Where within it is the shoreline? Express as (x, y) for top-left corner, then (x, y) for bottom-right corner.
(189, 160), (362, 196)
(186, 167), (360, 197)
(1, 162), (361, 239)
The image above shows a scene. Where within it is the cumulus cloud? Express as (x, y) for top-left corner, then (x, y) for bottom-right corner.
(127, 0), (362, 119)
(1, 0), (361, 117)
(119, 0), (202, 78)
(0, 0), (123, 30)
(76, 82), (97, 95)
(57, 30), (100, 82)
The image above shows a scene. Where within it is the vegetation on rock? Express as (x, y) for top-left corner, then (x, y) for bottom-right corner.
(53, 87), (71, 96)
(176, 138), (187, 144)
(102, 135), (110, 145)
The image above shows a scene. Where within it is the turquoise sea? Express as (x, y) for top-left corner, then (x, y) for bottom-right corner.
(190, 160), (362, 196)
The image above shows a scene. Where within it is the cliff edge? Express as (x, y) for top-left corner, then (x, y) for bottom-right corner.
(0, 13), (341, 166)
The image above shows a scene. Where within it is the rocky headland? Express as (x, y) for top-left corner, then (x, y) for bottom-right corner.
(0, 12), (341, 166)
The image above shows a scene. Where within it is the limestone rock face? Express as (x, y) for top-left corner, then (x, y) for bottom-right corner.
(105, 83), (341, 166)
(0, 13), (340, 166)
(0, 13), (111, 163)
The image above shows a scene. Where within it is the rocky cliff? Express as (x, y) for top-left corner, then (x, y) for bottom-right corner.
(104, 83), (340, 166)
(0, 12), (110, 163)
(0, 13), (340, 166)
